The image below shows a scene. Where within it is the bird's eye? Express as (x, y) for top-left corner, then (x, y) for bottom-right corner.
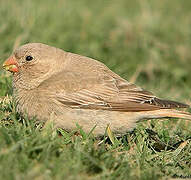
(25, 55), (33, 61)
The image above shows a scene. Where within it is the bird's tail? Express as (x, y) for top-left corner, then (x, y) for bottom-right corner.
(141, 109), (191, 120)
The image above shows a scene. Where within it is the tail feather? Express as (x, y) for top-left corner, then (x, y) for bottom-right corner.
(153, 98), (189, 109)
(143, 109), (191, 120)
(161, 110), (191, 120)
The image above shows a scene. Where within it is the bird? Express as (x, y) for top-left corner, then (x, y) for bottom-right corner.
(2, 43), (191, 136)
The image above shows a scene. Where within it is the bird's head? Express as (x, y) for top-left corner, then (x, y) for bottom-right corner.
(3, 43), (66, 89)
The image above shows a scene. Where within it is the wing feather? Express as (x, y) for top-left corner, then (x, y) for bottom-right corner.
(39, 70), (189, 112)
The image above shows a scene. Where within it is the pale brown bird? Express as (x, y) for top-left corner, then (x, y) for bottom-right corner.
(2, 43), (191, 136)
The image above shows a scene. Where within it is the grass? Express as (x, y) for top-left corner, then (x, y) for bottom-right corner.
(0, 0), (191, 179)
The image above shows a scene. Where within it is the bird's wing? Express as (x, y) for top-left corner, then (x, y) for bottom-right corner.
(39, 70), (188, 112)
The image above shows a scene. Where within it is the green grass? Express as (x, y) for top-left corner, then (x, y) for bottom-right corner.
(0, 0), (191, 179)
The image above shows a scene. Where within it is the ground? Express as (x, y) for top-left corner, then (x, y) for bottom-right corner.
(0, 0), (191, 179)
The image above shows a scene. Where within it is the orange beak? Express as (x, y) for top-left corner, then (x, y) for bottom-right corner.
(3, 56), (19, 73)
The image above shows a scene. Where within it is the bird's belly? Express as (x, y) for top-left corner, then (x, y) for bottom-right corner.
(54, 108), (139, 136)
(14, 90), (140, 136)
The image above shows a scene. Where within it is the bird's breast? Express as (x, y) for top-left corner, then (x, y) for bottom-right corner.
(13, 86), (69, 121)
